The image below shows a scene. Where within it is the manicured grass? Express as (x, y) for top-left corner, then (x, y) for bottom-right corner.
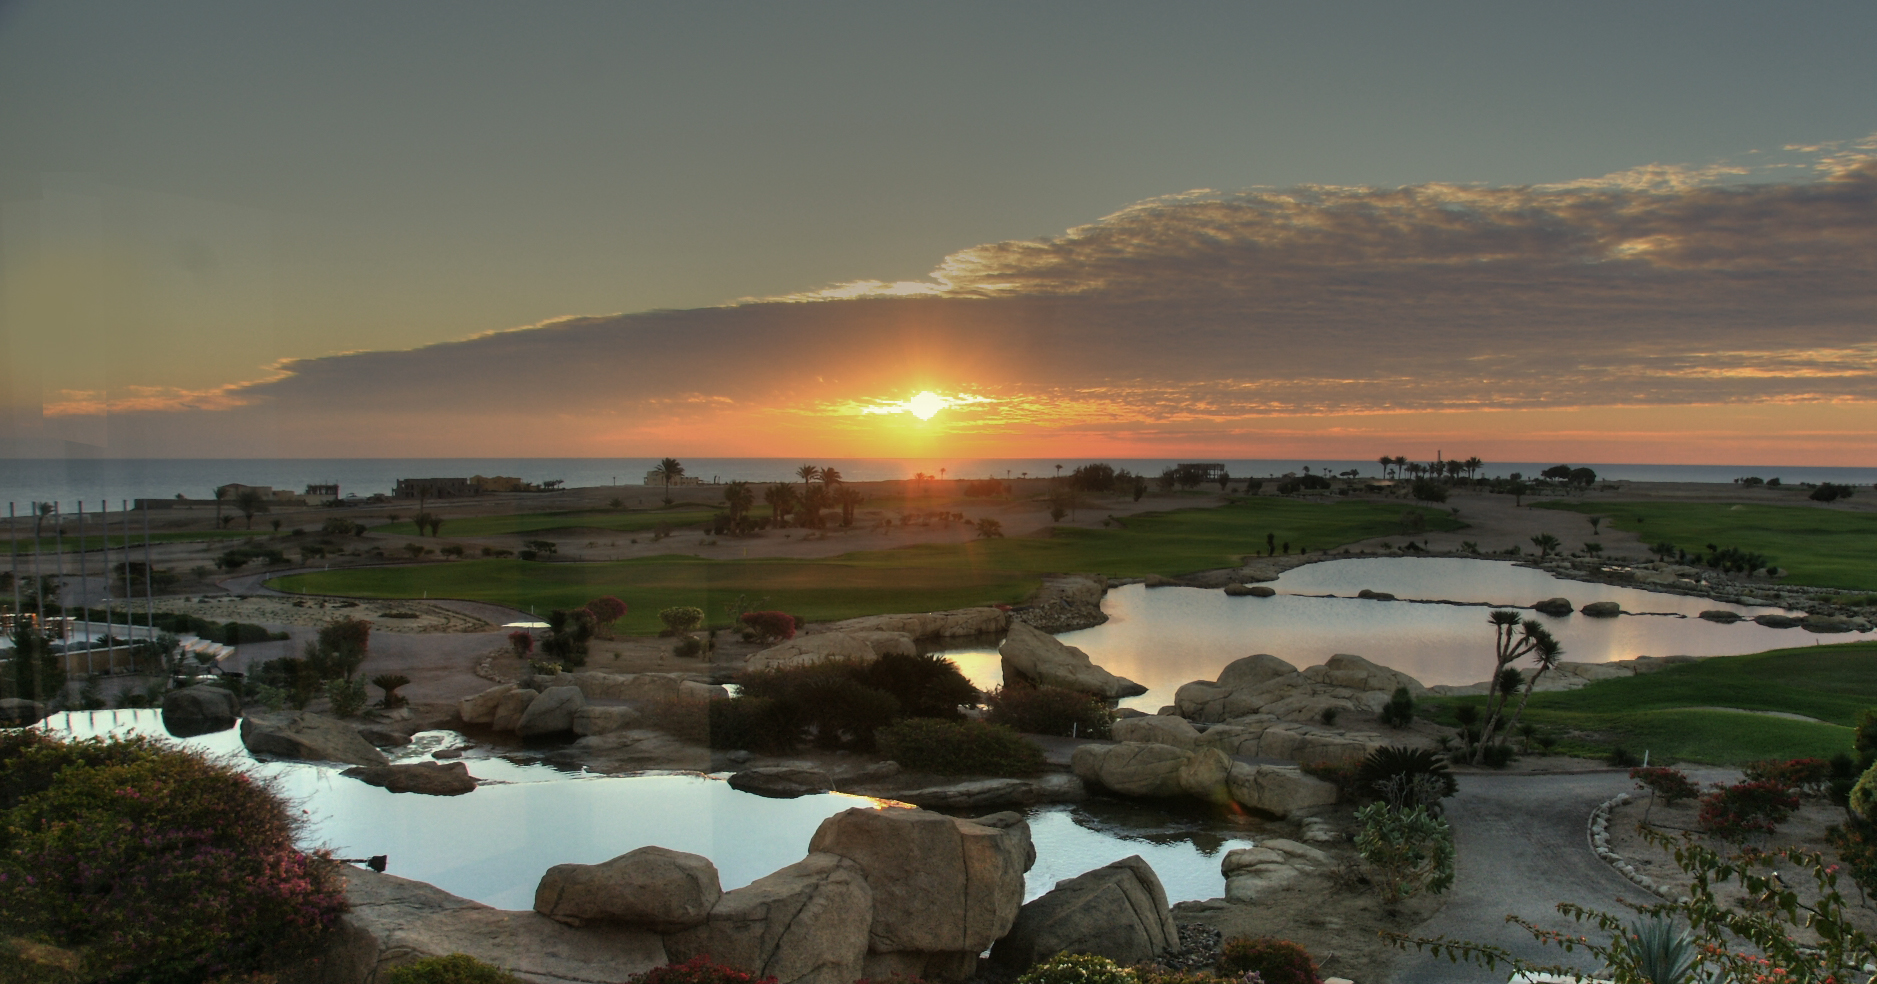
(376, 507), (739, 538)
(1434, 641), (1877, 764)
(1533, 500), (1877, 590)
(271, 557), (1039, 634)
(270, 497), (1460, 629)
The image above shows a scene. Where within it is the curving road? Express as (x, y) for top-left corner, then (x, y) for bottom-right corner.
(1390, 767), (1736, 983)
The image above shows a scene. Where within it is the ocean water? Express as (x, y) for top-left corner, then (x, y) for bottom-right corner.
(5, 457), (1872, 510)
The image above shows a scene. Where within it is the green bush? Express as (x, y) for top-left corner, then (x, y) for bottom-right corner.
(736, 664), (901, 750)
(1218, 936), (1321, 984)
(659, 606), (705, 633)
(326, 677), (369, 718)
(1354, 802), (1455, 903)
(707, 696), (800, 753)
(1356, 746), (1457, 809)
(1013, 952), (1134, 984)
(1379, 686), (1415, 728)
(0, 730), (346, 982)
(983, 685), (1113, 738)
(859, 653), (979, 720)
(385, 953), (524, 984)
(875, 718), (1044, 777)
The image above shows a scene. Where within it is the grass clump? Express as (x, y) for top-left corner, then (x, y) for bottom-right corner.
(875, 718), (1045, 777)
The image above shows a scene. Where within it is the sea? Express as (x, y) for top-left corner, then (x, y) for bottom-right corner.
(3, 458), (1874, 512)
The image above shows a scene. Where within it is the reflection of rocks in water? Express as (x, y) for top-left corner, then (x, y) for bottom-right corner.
(1059, 797), (1267, 855)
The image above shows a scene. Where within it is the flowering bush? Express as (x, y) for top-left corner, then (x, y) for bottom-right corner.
(1697, 780), (1800, 842)
(1742, 757), (1832, 796)
(1630, 766), (1700, 805)
(507, 630), (534, 657)
(1014, 952), (1135, 984)
(385, 953), (524, 983)
(0, 730), (347, 982)
(629, 955), (777, 984)
(739, 610), (797, 643)
(1217, 937), (1322, 984)
(584, 596), (628, 634)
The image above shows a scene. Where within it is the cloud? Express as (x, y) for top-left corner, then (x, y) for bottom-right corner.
(14, 143), (1877, 458)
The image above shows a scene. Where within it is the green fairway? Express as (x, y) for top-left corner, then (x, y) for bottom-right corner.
(376, 507), (740, 538)
(271, 557), (1040, 634)
(270, 497), (1459, 629)
(1534, 500), (1877, 590)
(1437, 641), (1877, 764)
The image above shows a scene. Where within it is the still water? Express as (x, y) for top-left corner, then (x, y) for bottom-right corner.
(942, 558), (1816, 710)
(39, 710), (1256, 909)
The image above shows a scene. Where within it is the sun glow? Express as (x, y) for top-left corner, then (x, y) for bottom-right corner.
(908, 391), (946, 420)
(851, 390), (996, 421)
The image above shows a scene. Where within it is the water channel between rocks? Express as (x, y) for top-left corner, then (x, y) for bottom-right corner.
(938, 557), (1813, 710)
(39, 710), (1259, 911)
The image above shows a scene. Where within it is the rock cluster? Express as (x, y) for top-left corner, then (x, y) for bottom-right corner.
(240, 711), (388, 767)
(161, 685), (241, 736)
(1012, 575), (1110, 632)
(461, 672), (726, 738)
(1222, 838), (1333, 901)
(1070, 742), (1336, 817)
(999, 621), (1146, 698)
(340, 761), (479, 796)
(747, 631), (908, 672)
(817, 607), (1010, 640)
(989, 855), (1178, 969)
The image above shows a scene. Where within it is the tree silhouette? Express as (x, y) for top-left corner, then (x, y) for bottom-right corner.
(657, 458), (685, 505)
(796, 464), (821, 491)
(212, 486), (228, 529)
(833, 486), (865, 527)
(1377, 455), (1392, 479)
(820, 467), (843, 487)
(723, 481), (754, 526)
(764, 483), (797, 528)
(234, 489), (269, 529)
(1529, 533), (1560, 559)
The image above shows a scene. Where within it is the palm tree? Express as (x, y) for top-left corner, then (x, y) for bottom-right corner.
(820, 467), (843, 488)
(212, 486), (228, 528)
(722, 481), (754, 526)
(833, 486), (865, 527)
(1377, 456), (1392, 479)
(1477, 620), (1561, 760)
(1530, 533), (1560, 559)
(1465, 456), (1483, 480)
(763, 484), (797, 528)
(656, 458), (685, 505)
(1392, 456), (1408, 478)
(796, 464), (821, 494)
(234, 489), (269, 529)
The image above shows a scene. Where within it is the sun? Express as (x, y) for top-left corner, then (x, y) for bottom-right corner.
(907, 391), (946, 420)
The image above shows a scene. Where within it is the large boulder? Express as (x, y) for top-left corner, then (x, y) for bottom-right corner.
(807, 807), (1032, 975)
(458, 683), (516, 724)
(729, 767), (834, 799)
(1302, 654), (1427, 695)
(1217, 654), (1301, 689)
(1699, 610), (1743, 623)
(1071, 742), (1189, 798)
(664, 852), (873, 984)
(516, 686), (586, 736)
(341, 761), (478, 796)
(1222, 838), (1332, 901)
(989, 856), (1178, 969)
(1755, 614), (1800, 628)
(1227, 762), (1339, 818)
(1532, 598), (1575, 617)
(161, 684), (240, 736)
(820, 608), (1009, 640)
(572, 704), (642, 736)
(1804, 614), (1857, 633)
(847, 631), (919, 658)
(535, 846), (722, 932)
(1110, 715), (1201, 750)
(747, 633), (878, 672)
(1581, 601), (1623, 617)
(490, 688), (539, 732)
(999, 622), (1145, 698)
(240, 711), (388, 767)
(0, 698), (49, 728)
(316, 866), (666, 984)
(1198, 721), (1383, 767)
(1178, 747), (1234, 800)
(570, 671), (691, 703)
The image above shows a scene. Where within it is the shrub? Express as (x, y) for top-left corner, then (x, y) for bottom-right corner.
(0, 731), (346, 981)
(508, 630), (534, 657)
(1300, 761), (1362, 797)
(858, 653), (978, 720)
(372, 673), (412, 709)
(1218, 936), (1322, 984)
(385, 953), (524, 984)
(541, 608), (595, 668)
(1607, 744), (1642, 768)
(1630, 766), (1700, 805)
(739, 610), (796, 643)
(875, 718), (1044, 777)
(629, 955), (777, 984)
(1743, 757), (1832, 796)
(707, 696), (799, 753)
(1379, 686), (1414, 728)
(1354, 802), (1456, 903)
(1479, 742), (1515, 769)
(1410, 480), (1448, 503)
(659, 606), (705, 634)
(674, 635), (707, 659)
(1698, 780), (1800, 842)
(584, 595), (629, 632)
(326, 677), (369, 718)
(1357, 746), (1457, 810)
(1014, 952), (1134, 984)
(736, 664), (901, 750)
(983, 685), (1113, 738)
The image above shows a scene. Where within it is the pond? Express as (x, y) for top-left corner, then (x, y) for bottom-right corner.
(37, 710), (1258, 909)
(941, 557), (1815, 710)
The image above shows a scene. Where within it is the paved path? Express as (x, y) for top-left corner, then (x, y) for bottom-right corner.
(1392, 766), (1737, 983)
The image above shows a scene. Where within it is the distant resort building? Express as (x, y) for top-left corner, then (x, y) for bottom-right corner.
(1177, 463), (1228, 481)
(394, 476), (534, 498)
(643, 470), (704, 487)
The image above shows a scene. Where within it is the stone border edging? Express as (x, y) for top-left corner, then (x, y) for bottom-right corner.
(1588, 792), (1684, 902)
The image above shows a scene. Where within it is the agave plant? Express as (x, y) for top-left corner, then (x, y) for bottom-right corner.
(371, 673), (412, 709)
(1357, 746), (1458, 812)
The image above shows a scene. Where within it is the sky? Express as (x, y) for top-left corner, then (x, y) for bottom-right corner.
(2, 1), (1875, 463)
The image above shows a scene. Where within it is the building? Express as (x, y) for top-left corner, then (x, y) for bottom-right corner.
(394, 477), (476, 499)
(1177, 463), (1228, 481)
(643, 469), (704, 487)
(470, 475), (529, 493)
(216, 483), (273, 499)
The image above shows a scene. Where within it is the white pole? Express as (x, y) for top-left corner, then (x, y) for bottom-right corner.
(78, 501), (91, 674)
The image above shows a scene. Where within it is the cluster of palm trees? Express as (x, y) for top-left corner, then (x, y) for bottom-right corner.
(724, 464), (865, 531)
(1375, 455), (1484, 482)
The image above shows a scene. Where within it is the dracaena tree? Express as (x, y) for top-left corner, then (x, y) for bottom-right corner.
(1472, 611), (1562, 763)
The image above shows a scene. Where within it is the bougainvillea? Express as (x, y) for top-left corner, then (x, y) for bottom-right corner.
(584, 595), (629, 632)
(1630, 766), (1701, 805)
(629, 955), (777, 984)
(507, 630), (534, 656)
(0, 730), (347, 981)
(739, 610), (797, 643)
(1697, 779), (1801, 842)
